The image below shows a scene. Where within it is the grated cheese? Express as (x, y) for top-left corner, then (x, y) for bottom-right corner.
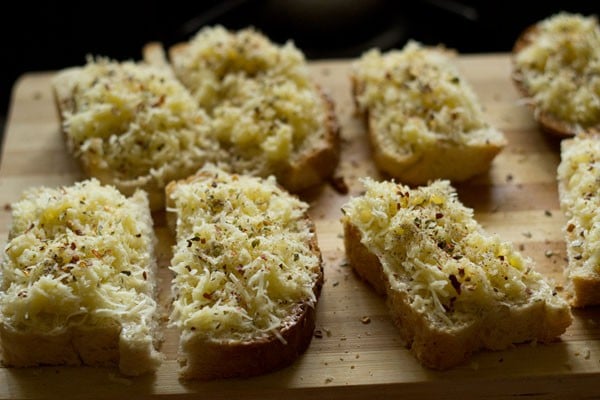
(352, 41), (503, 151)
(0, 179), (157, 337)
(514, 13), (600, 129)
(168, 165), (320, 340)
(171, 26), (328, 177)
(557, 136), (600, 279)
(55, 58), (218, 187)
(342, 179), (560, 324)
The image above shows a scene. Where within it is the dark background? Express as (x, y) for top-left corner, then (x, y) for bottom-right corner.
(1, 0), (597, 145)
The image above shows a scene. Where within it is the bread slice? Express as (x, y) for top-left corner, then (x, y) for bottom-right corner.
(512, 12), (600, 137)
(154, 26), (340, 192)
(557, 135), (600, 307)
(52, 57), (222, 211)
(351, 41), (506, 185)
(341, 178), (572, 369)
(165, 164), (323, 380)
(0, 179), (161, 376)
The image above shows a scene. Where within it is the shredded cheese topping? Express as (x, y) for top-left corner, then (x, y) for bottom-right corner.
(352, 41), (502, 152)
(172, 26), (328, 175)
(342, 179), (561, 325)
(514, 13), (600, 128)
(0, 179), (157, 336)
(56, 58), (216, 186)
(168, 165), (320, 341)
(558, 136), (600, 277)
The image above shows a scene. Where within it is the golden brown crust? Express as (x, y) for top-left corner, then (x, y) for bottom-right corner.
(166, 172), (323, 380)
(343, 218), (572, 370)
(512, 24), (600, 138)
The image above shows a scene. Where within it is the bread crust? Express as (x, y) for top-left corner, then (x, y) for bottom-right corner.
(166, 171), (323, 380)
(512, 24), (600, 138)
(343, 219), (572, 369)
(166, 43), (341, 193)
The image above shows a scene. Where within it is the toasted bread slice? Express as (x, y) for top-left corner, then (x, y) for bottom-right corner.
(153, 26), (340, 192)
(351, 41), (506, 185)
(341, 178), (572, 369)
(0, 179), (161, 376)
(52, 58), (221, 211)
(512, 13), (600, 137)
(557, 135), (600, 307)
(165, 164), (323, 380)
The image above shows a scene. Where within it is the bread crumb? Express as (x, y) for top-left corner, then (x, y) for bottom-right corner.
(350, 365), (355, 369)
(522, 231), (532, 238)
(361, 316), (371, 324)
(545, 250), (554, 258)
(314, 330), (323, 339)
(355, 354), (360, 359)
(323, 327), (332, 337)
(584, 349), (591, 360)
(332, 281), (339, 287)
(329, 176), (349, 195)
(325, 377), (334, 384)
(544, 210), (552, 217)
(340, 336), (347, 341)
(519, 244), (525, 251)
(3, 203), (11, 211)
(506, 174), (514, 182)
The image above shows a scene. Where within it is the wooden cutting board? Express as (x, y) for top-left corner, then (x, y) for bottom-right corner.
(1, 55), (599, 399)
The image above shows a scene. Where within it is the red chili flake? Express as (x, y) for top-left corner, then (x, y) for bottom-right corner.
(143, 271), (148, 280)
(92, 249), (102, 258)
(449, 274), (461, 295)
(70, 242), (76, 250)
(435, 212), (444, 219)
(567, 224), (575, 233)
(70, 255), (80, 263)
(203, 292), (212, 300)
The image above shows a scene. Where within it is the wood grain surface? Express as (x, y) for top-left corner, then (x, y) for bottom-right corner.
(1, 55), (599, 399)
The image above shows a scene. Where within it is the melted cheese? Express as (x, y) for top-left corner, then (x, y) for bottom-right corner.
(172, 26), (327, 175)
(56, 58), (216, 185)
(168, 165), (320, 341)
(558, 136), (600, 276)
(514, 13), (600, 128)
(342, 179), (558, 324)
(0, 179), (157, 335)
(352, 41), (500, 151)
